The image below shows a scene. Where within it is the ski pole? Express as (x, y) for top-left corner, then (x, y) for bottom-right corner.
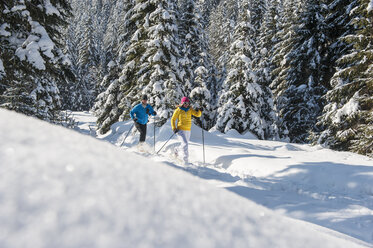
(119, 122), (135, 147)
(202, 126), (205, 165)
(156, 132), (176, 154)
(198, 102), (205, 165)
(153, 117), (156, 152)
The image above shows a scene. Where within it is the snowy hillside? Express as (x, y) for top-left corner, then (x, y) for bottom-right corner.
(81, 111), (373, 246)
(0, 109), (372, 248)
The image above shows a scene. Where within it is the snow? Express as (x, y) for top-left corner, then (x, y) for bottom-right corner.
(0, 59), (4, 79)
(194, 66), (207, 75)
(162, 11), (170, 20)
(233, 40), (244, 49)
(0, 24), (11, 37)
(10, 4), (26, 12)
(333, 92), (360, 123)
(240, 54), (251, 65)
(44, 0), (61, 17)
(15, 21), (55, 70)
(1, 109), (373, 248)
(153, 81), (163, 93)
(368, 0), (373, 12)
(152, 51), (163, 62)
(107, 60), (116, 68)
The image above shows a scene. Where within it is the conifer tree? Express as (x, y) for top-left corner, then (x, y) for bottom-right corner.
(119, 0), (184, 121)
(270, 0), (302, 141)
(272, 0), (329, 143)
(94, 73), (123, 135)
(215, 1), (272, 139)
(249, 0), (267, 41)
(93, 0), (135, 134)
(194, 0), (221, 28)
(314, 0), (372, 157)
(190, 65), (214, 129)
(95, 0), (185, 133)
(254, 0), (282, 139)
(178, 0), (201, 94)
(208, 0), (239, 66)
(135, 0), (185, 123)
(0, 0), (72, 121)
(179, 0), (217, 127)
(63, 0), (117, 111)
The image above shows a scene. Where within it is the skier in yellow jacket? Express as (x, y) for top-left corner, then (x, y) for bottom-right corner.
(171, 97), (202, 165)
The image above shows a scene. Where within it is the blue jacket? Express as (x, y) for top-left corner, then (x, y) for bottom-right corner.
(130, 103), (156, 125)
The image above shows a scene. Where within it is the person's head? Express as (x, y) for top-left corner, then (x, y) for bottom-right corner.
(141, 94), (148, 104)
(180, 96), (190, 107)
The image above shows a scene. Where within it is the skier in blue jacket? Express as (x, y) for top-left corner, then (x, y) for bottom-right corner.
(130, 94), (157, 144)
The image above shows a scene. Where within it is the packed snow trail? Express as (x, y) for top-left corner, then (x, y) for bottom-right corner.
(73, 111), (373, 245)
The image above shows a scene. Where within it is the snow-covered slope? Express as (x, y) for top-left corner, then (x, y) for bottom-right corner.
(0, 109), (371, 247)
(91, 112), (373, 246)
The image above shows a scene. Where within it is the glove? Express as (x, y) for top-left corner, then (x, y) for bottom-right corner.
(133, 117), (138, 122)
(153, 111), (157, 116)
(173, 129), (179, 134)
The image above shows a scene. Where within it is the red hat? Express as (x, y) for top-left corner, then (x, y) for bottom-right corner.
(181, 97), (190, 104)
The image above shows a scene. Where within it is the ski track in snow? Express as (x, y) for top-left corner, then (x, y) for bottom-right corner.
(74, 111), (373, 246)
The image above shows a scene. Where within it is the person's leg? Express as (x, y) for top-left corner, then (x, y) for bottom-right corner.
(139, 124), (147, 142)
(135, 123), (146, 143)
(177, 130), (190, 163)
(184, 130), (191, 163)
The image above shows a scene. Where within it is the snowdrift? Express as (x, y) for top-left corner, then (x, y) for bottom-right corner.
(0, 109), (369, 248)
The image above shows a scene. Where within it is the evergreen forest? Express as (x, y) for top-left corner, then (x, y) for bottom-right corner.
(1, 0), (372, 157)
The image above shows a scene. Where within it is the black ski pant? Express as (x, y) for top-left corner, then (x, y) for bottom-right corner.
(135, 122), (147, 142)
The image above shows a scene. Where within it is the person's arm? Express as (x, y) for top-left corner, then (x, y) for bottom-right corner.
(148, 105), (157, 116)
(191, 107), (202, 117)
(171, 108), (179, 131)
(130, 106), (135, 120)
(130, 105), (138, 121)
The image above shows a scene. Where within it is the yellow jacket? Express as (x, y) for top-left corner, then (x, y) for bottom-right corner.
(171, 107), (202, 131)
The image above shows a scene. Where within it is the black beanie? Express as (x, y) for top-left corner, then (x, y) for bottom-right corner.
(142, 94), (148, 100)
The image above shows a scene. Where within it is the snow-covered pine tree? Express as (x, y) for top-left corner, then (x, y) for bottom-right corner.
(77, 13), (99, 109)
(248, 0), (267, 41)
(207, 0), (240, 116)
(93, 0), (135, 134)
(137, 0), (186, 123)
(270, 0), (301, 141)
(93, 0), (134, 108)
(256, 0), (280, 83)
(94, 76), (123, 135)
(208, 0), (239, 67)
(323, 0), (358, 82)
(0, 0), (72, 121)
(91, 0), (114, 96)
(178, 0), (200, 94)
(313, 0), (372, 157)
(95, 0), (186, 133)
(115, 0), (137, 66)
(102, 0), (130, 72)
(272, 0), (329, 143)
(190, 65), (214, 129)
(178, 0), (217, 127)
(118, 0), (185, 125)
(61, 1), (95, 111)
(60, 14), (90, 111)
(195, 0), (221, 28)
(63, 0), (116, 112)
(254, 0), (282, 140)
(215, 0), (271, 139)
(0, 3), (10, 94)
